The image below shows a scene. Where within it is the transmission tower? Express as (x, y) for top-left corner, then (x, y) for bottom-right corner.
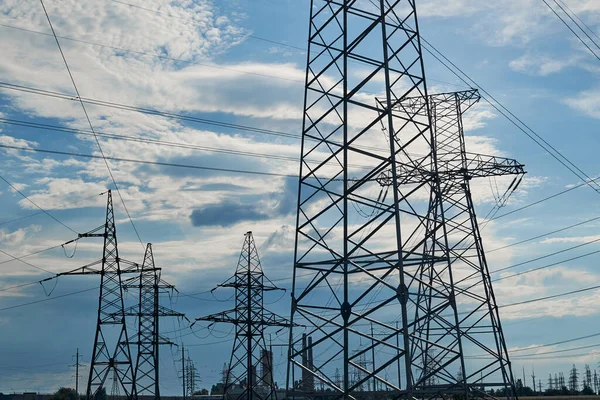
(287, 1), (523, 399)
(585, 365), (592, 391)
(55, 190), (141, 399)
(186, 357), (201, 397)
(569, 365), (579, 392)
(121, 243), (185, 399)
(194, 231), (290, 400)
(56, 190), (140, 400)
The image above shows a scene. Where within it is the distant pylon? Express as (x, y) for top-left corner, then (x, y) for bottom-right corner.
(121, 243), (185, 399)
(195, 231), (290, 400)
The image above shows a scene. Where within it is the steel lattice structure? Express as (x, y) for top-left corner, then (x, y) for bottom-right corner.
(66, 190), (136, 399)
(195, 232), (289, 400)
(287, 1), (523, 399)
(56, 190), (148, 399)
(121, 243), (184, 399)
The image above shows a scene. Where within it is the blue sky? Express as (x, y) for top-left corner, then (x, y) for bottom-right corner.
(1, 0), (600, 394)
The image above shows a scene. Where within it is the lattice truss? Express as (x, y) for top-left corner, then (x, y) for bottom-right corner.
(121, 244), (183, 399)
(59, 191), (138, 399)
(196, 232), (289, 400)
(57, 192), (182, 400)
(287, 1), (524, 399)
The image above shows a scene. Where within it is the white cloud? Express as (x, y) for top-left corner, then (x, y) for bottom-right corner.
(541, 235), (600, 244)
(509, 53), (580, 76)
(0, 224), (41, 246)
(565, 87), (600, 119)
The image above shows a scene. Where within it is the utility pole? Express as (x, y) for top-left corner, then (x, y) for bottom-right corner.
(532, 368), (536, 394)
(286, 2), (524, 398)
(182, 345), (186, 400)
(195, 232), (290, 400)
(71, 348), (82, 395)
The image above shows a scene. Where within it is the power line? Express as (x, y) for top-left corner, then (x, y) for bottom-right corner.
(39, 0), (143, 247)
(0, 175), (77, 234)
(511, 343), (600, 358)
(541, 0), (600, 62)
(488, 177), (596, 222)
(556, 0), (600, 43)
(500, 282), (600, 309)
(0, 82), (302, 140)
(511, 331), (600, 353)
(0, 193), (105, 279)
(487, 214), (600, 253)
(0, 143), (297, 178)
(0, 117), (374, 170)
(0, 118), (301, 162)
(491, 238), (600, 277)
(418, 34), (600, 196)
(0, 23), (303, 85)
(106, 0), (307, 51)
(0, 286), (98, 312)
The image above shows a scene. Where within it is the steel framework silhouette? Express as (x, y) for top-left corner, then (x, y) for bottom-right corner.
(121, 243), (184, 399)
(56, 190), (151, 399)
(195, 232), (289, 400)
(287, 1), (523, 399)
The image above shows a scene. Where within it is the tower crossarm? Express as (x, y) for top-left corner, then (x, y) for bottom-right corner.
(377, 89), (481, 118)
(376, 153), (524, 186)
(52, 258), (155, 277)
(218, 282), (284, 292)
(262, 309), (295, 328)
(458, 152), (525, 179)
(194, 309), (238, 325)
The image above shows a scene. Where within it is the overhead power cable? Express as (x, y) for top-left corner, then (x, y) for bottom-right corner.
(487, 214), (600, 253)
(0, 191), (106, 229)
(0, 118), (376, 170)
(555, 0), (600, 43)
(105, 0), (307, 52)
(416, 34), (600, 196)
(0, 82), (302, 140)
(487, 176), (597, 222)
(511, 331), (600, 353)
(0, 175), (76, 234)
(0, 23), (303, 84)
(499, 282), (600, 309)
(6, 8), (596, 197)
(39, 0), (143, 247)
(0, 286), (98, 312)
(0, 143), (297, 178)
(541, 0), (600, 62)
(491, 237), (600, 276)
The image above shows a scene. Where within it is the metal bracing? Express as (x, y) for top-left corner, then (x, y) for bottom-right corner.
(120, 244), (184, 399)
(287, 1), (522, 399)
(195, 232), (289, 400)
(403, 89), (523, 398)
(62, 190), (137, 399)
(56, 190), (158, 400)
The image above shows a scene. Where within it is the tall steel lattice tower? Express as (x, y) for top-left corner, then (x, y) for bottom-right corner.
(84, 190), (135, 399)
(287, 2), (524, 399)
(122, 243), (184, 399)
(195, 232), (289, 400)
(57, 190), (139, 399)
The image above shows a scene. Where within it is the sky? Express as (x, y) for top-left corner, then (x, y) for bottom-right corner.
(1, 0), (600, 395)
